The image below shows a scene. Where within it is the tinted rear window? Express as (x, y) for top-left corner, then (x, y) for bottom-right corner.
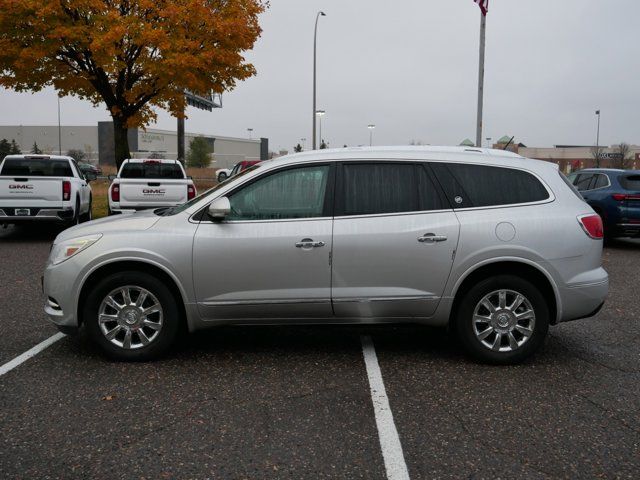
(120, 162), (185, 179)
(432, 163), (549, 207)
(0, 158), (73, 177)
(620, 175), (640, 191)
(341, 164), (418, 215)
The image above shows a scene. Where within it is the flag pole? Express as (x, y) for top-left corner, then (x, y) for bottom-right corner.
(475, 10), (486, 148)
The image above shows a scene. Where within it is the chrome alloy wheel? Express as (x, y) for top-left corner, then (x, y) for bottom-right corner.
(98, 286), (163, 350)
(472, 289), (536, 352)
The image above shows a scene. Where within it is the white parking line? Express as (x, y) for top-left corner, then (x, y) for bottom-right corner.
(361, 335), (410, 480)
(0, 332), (65, 377)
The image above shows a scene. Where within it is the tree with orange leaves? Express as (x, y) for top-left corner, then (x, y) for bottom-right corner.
(0, 0), (266, 167)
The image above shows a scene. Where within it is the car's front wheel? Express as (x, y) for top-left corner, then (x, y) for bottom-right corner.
(217, 172), (227, 182)
(83, 271), (182, 361)
(455, 275), (549, 364)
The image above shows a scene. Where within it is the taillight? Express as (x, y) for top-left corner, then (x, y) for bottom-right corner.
(578, 214), (603, 239)
(612, 193), (640, 201)
(111, 183), (120, 202)
(187, 185), (196, 200)
(62, 181), (71, 201)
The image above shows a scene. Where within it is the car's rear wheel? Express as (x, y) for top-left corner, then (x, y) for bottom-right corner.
(217, 172), (227, 182)
(83, 271), (181, 361)
(455, 275), (549, 364)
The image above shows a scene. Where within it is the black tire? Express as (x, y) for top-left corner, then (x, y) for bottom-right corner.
(217, 172), (227, 182)
(83, 271), (182, 361)
(455, 275), (549, 365)
(65, 198), (81, 227)
(80, 196), (92, 223)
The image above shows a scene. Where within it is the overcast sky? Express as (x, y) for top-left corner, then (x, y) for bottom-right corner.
(1, 0), (638, 152)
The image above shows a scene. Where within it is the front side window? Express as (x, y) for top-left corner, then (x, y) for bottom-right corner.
(432, 163), (549, 207)
(228, 165), (330, 220)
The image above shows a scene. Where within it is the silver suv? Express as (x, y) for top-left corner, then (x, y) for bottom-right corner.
(43, 147), (608, 364)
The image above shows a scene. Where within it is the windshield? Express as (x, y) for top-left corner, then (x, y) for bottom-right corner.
(0, 158), (73, 177)
(120, 162), (185, 179)
(159, 164), (261, 216)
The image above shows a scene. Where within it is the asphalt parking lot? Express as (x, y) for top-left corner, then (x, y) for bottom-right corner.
(1, 225), (639, 479)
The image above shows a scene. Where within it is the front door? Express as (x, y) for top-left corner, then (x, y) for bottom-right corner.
(331, 162), (459, 318)
(193, 163), (334, 321)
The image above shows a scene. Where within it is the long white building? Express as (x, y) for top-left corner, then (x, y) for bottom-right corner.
(0, 123), (268, 169)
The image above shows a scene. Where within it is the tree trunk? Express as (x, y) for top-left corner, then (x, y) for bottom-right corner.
(112, 116), (131, 170)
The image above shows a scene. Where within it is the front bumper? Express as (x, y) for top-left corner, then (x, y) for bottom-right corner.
(43, 260), (81, 329)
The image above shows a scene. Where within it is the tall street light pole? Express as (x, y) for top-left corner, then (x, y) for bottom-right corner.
(595, 110), (601, 167)
(312, 11), (326, 150)
(247, 128), (253, 139)
(57, 95), (62, 155)
(368, 124), (375, 146)
(475, 7), (487, 148)
(316, 110), (325, 147)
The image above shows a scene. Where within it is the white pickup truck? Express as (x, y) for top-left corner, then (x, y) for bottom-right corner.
(0, 155), (93, 227)
(108, 159), (196, 214)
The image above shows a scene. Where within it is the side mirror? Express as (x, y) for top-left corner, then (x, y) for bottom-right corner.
(108, 174), (116, 181)
(207, 197), (231, 220)
(85, 172), (97, 182)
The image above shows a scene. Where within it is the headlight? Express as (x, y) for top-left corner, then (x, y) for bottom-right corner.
(49, 234), (102, 266)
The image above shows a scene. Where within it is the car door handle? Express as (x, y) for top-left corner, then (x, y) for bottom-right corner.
(418, 233), (447, 243)
(295, 238), (325, 248)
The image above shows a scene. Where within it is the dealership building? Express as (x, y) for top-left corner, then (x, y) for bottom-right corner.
(0, 123), (268, 169)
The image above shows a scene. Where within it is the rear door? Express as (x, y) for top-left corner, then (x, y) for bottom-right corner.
(118, 161), (188, 207)
(331, 162), (460, 318)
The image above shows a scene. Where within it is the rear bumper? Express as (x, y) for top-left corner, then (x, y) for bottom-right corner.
(557, 268), (609, 323)
(612, 223), (640, 238)
(110, 207), (157, 215)
(0, 207), (73, 222)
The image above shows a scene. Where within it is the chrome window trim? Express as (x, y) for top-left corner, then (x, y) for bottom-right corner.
(188, 157), (556, 221)
(331, 208), (453, 221)
(451, 197), (555, 212)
